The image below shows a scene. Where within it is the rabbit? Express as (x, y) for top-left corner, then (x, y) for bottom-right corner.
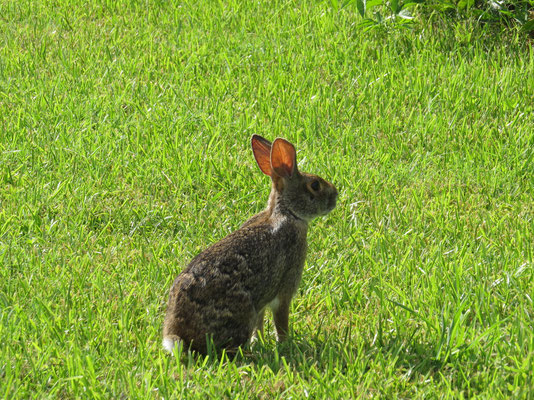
(162, 135), (338, 354)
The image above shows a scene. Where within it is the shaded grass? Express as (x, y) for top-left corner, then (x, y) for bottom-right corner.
(1, 0), (533, 398)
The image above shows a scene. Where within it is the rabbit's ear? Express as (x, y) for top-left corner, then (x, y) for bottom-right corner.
(252, 135), (273, 176)
(271, 138), (297, 178)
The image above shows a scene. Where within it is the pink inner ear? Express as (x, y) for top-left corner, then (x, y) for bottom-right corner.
(251, 136), (272, 176)
(271, 138), (296, 178)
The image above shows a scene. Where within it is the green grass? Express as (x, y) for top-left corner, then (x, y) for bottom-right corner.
(1, 0), (533, 398)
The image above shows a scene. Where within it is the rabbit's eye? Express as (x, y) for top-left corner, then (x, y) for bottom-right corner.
(310, 180), (320, 191)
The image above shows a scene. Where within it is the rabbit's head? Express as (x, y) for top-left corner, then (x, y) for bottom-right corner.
(252, 135), (337, 222)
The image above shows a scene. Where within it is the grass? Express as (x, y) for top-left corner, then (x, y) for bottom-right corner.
(1, 0), (533, 398)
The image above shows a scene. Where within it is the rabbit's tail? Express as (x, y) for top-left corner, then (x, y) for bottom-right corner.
(162, 335), (182, 354)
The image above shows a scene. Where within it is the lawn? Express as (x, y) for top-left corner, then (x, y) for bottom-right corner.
(1, 0), (533, 398)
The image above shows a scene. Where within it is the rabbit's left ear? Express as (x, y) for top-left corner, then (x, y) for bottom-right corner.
(271, 138), (297, 178)
(251, 135), (273, 176)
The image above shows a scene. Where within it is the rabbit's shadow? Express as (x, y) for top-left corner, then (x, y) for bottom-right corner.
(185, 331), (442, 380)
(254, 336), (440, 377)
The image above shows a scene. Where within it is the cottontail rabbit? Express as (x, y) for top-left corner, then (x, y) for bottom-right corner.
(163, 135), (337, 353)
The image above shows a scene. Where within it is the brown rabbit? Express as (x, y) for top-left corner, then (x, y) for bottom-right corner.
(163, 135), (337, 353)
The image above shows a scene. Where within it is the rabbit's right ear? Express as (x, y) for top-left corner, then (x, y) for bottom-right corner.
(271, 138), (297, 178)
(251, 135), (273, 176)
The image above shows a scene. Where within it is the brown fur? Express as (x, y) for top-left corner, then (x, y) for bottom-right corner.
(163, 135), (337, 353)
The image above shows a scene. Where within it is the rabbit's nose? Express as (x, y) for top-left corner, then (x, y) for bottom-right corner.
(328, 194), (337, 211)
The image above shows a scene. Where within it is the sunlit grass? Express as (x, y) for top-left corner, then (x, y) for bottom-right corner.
(1, 0), (533, 398)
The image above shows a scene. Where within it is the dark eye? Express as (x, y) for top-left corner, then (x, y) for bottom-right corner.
(310, 180), (320, 191)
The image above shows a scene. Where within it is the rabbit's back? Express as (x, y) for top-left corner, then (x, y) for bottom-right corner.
(163, 217), (307, 352)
